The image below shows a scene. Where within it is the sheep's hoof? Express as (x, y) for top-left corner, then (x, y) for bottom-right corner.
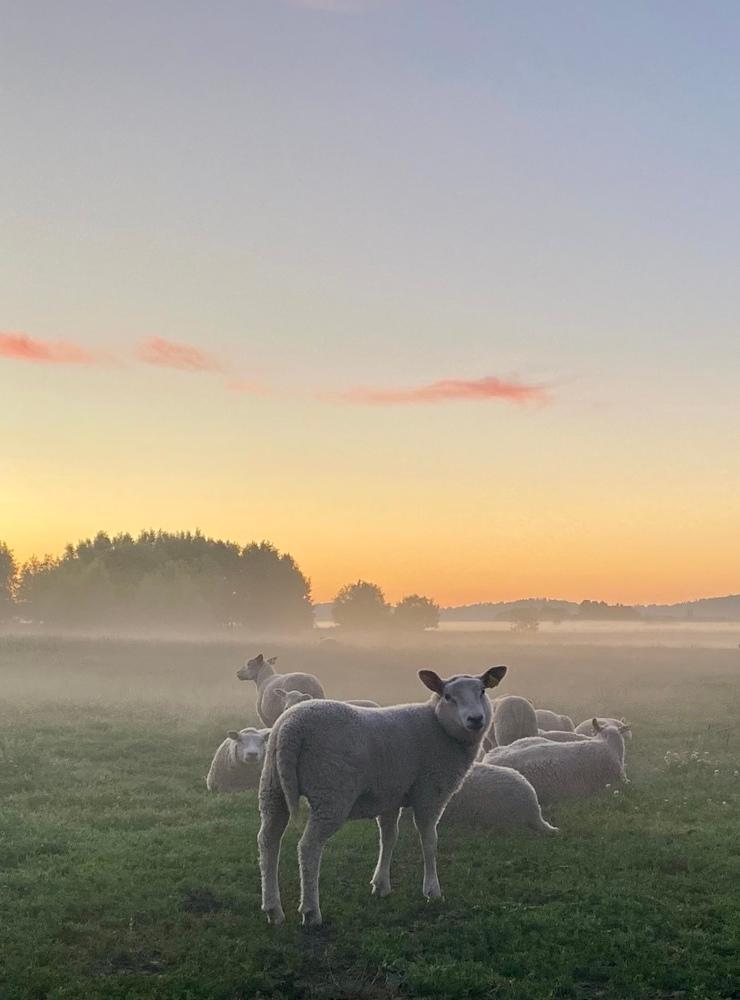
(371, 881), (392, 897)
(264, 905), (285, 926)
(300, 908), (323, 927)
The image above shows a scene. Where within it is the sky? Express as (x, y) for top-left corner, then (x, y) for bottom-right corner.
(2, 0), (740, 606)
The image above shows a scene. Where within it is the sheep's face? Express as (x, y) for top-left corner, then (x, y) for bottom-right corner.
(284, 690), (313, 710)
(227, 728), (270, 765)
(237, 653), (277, 681)
(419, 667), (507, 742)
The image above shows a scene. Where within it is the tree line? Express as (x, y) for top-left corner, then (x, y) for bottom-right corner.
(0, 534), (439, 632)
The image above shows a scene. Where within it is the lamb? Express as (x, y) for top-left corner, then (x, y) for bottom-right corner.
(257, 664), (508, 927)
(575, 717), (632, 740)
(236, 653), (325, 726)
(441, 762), (558, 834)
(535, 709), (575, 732)
(206, 727), (271, 792)
(492, 695), (538, 746)
(484, 719), (629, 805)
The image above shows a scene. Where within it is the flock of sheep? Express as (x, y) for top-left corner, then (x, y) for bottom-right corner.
(206, 652), (631, 927)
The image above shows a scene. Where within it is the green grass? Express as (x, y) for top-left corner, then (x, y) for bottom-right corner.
(0, 634), (739, 999)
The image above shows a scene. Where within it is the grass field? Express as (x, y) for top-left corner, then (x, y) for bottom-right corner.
(1, 630), (739, 999)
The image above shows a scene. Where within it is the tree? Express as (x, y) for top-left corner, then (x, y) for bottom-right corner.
(393, 594), (440, 631)
(0, 541), (17, 620)
(332, 580), (391, 630)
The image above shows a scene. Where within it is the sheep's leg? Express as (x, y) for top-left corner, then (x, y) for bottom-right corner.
(413, 808), (442, 900)
(297, 811), (345, 927)
(371, 809), (400, 897)
(258, 795), (289, 925)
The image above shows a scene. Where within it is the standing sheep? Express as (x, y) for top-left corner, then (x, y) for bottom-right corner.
(206, 727), (271, 792)
(237, 653), (325, 726)
(493, 695), (538, 746)
(575, 717), (632, 740)
(535, 709), (575, 732)
(258, 665), (508, 927)
(484, 719), (629, 805)
(441, 763), (558, 834)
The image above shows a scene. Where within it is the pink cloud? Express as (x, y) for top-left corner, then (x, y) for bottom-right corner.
(331, 375), (551, 405)
(135, 336), (226, 374)
(0, 331), (101, 365)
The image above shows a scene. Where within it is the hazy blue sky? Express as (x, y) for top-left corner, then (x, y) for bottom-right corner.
(2, 1), (740, 603)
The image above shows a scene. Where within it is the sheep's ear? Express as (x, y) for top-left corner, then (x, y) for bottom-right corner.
(592, 717), (602, 732)
(481, 665), (507, 689)
(226, 730), (241, 741)
(267, 656), (278, 665)
(259, 728), (271, 739)
(418, 670), (445, 696)
(274, 687), (287, 699)
(618, 722), (631, 734)
(252, 653), (264, 665)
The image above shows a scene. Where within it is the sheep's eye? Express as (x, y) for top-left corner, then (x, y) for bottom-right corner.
(480, 689), (485, 699)
(443, 693), (451, 702)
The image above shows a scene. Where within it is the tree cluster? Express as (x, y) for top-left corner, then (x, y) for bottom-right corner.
(331, 580), (440, 631)
(5, 532), (312, 630)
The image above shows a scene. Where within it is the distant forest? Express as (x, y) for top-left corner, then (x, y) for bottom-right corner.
(2, 535), (739, 631)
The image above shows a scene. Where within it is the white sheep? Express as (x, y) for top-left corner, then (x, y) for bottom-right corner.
(257, 665), (508, 927)
(274, 690), (380, 716)
(575, 717), (632, 740)
(206, 727), (271, 792)
(236, 653), (325, 726)
(441, 762), (558, 834)
(537, 729), (592, 743)
(492, 695), (538, 746)
(484, 719), (629, 805)
(535, 709), (575, 732)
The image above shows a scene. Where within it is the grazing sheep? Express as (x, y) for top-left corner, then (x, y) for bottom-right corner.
(257, 665), (508, 927)
(206, 727), (271, 792)
(441, 763), (558, 834)
(484, 719), (629, 805)
(575, 717), (632, 740)
(493, 695), (538, 746)
(535, 709), (575, 732)
(237, 653), (325, 726)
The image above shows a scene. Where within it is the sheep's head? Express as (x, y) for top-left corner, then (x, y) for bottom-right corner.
(226, 727), (270, 765)
(590, 717), (632, 740)
(237, 652), (277, 681)
(274, 688), (313, 712)
(419, 666), (507, 743)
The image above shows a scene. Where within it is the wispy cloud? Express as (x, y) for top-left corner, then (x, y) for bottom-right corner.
(0, 331), (102, 365)
(135, 336), (226, 374)
(329, 375), (551, 406)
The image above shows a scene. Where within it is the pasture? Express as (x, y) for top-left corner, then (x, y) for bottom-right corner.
(1, 630), (739, 999)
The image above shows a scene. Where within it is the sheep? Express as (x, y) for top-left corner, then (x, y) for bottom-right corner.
(537, 729), (592, 743)
(275, 689), (380, 717)
(575, 717), (632, 740)
(236, 653), (325, 726)
(441, 762), (558, 834)
(484, 719), (629, 805)
(535, 709), (575, 732)
(257, 664), (508, 927)
(206, 727), (271, 792)
(492, 695), (538, 746)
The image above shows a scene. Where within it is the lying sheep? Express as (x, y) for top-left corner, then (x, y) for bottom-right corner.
(493, 695), (538, 746)
(206, 727), (271, 792)
(258, 664), (508, 927)
(441, 762), (558, 834)
(535, 709), (575, 732)
(237, 653), (325, 726)
(575, 717), (632, 740)
(485, 719), (629, 805)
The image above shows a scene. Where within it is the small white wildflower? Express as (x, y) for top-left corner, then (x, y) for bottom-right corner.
(722, 801), (728, 806)
(605, 783), (611, 789)
(613, 790), (620, 796)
